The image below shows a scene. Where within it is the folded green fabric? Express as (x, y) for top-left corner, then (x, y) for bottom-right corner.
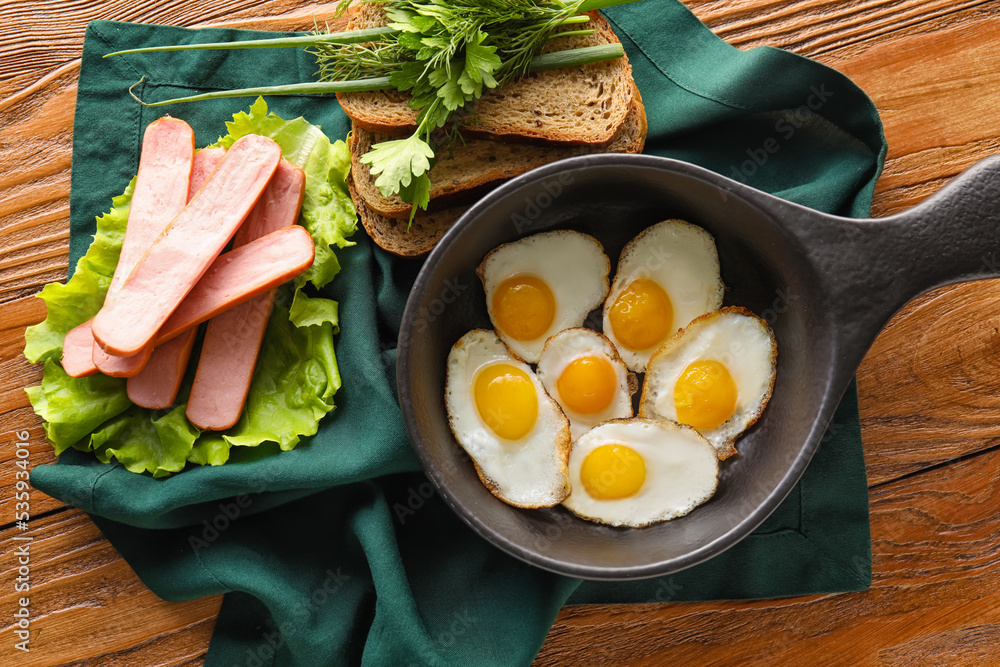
(30, 1), (885, 664)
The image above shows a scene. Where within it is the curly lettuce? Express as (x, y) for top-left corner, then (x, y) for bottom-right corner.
(23, 98), (356, 477)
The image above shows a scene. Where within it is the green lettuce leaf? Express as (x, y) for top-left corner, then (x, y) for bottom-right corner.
(220, 292), (340, 450)
(188, 434), (231, 467)
(24, 360), (131, 455)
(24, 99), (356, 477)
(90, 405), (198, 478)
(22, 182), (131, 363)
(289, 291), (339, 329)
(215, 97), (357, 290)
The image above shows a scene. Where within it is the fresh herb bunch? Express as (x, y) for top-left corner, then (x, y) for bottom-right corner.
(108, 0), (643, 224)
(320, 0), (627, 222)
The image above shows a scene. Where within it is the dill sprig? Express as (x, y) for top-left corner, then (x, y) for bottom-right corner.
(312, 41), (408, 82)
(325, 0), (634, 224)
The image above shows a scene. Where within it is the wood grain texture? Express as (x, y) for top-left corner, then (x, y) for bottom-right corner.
(857, 281), (1000, 486)
(0, 296), (59, 521)
(835, 15), (1000, 218)
(686, 0), (1000, 58)
(0, 75), (75, 305)
(3, 0), (1000, 665)
(0, 510), (221, 666)
(535, 446), (1000, 666)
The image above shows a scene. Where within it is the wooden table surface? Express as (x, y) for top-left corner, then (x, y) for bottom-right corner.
(4, 0), (1000, 664)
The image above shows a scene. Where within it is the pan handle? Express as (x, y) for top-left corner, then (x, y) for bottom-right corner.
(775, 154), (1000, 374)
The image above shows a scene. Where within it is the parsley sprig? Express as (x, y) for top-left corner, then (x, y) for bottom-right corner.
(323, 0), (629, 222)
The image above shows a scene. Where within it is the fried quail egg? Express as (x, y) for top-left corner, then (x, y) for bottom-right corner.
(563, 418), (719, 527)
(536, 328), (635, 440)
(478, 230), (610, 364)
(639, 307), (777, 459)
(445, 329), (571, 508)
(603, 220), (724, 372)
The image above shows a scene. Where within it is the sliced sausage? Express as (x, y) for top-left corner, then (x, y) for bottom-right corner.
(93, 116), (196, 377)
(186, 160), (306, 430)
(92, 134), (282, 356)
(126, 330), (198, 410)
(127, 147), (226, 408)
(154, 225), (315, 346)
(61, 320), (100, 378)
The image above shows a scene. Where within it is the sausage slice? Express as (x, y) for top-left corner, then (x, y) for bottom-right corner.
(186, 160), (306, 430)
(61, 320), (100, 378)
(61, 117), (194, 379)
(127, 147), (226, 408)
(153, 224), (314, 345)
(93, 134), (282, 356)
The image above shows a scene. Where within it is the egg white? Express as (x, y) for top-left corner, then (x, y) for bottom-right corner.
(445, 329), (571, 508)
(563, 418), (719, 527)
(478, 230), (610, 364)
(536, 328), (635, 440)
(603, 220), (724, 372)
(639, 307), (777, 459)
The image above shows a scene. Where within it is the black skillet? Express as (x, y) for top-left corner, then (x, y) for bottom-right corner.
(397, 152), (1000, 581)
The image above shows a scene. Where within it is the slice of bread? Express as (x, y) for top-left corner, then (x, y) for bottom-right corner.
(351, 178), (465, 258)
(337, 4), (634, 146)
(352, 86), (647, 219)
(352, 90), (647, 256)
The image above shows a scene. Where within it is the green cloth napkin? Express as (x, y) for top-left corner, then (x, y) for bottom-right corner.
(31, 1), (885, 664)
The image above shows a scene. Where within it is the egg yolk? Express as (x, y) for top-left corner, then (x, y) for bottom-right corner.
(673, 360), (738, 430)
(607, 278), (673, 351)
(492, 274), (556, 341)
(474, 363), (538, 440)
(556, 355), (617, 415)
(580, 444), (646, 500)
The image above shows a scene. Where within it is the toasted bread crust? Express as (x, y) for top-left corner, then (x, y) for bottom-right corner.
(345, 6), (648, 256)
(353, 89), (647, 219)
(337, 5), (634, 145)
(350, 91), (647, 256)
(350, 177), (464, 257)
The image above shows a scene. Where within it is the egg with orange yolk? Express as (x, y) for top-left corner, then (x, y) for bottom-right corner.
(603, 220), (724, 372)
(445, 329), (571, 508)
(639, 307), (777, 459)
(536, 328), (635, 440)
(478, 230), (610, 364)
(562, 418), (719, 527)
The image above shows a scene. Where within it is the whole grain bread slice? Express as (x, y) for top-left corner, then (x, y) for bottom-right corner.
(353, 86), (647, 218)
(352, 90), (647, 256)
(351, 178), (465, 257)
(337, 4), (634, 146)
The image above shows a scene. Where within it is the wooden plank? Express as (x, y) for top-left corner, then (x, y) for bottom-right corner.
(686, 0), (999, 57)
(0, 295), (61, 522)
(832, 14), (1000, 217)
(0, 73), (74, 304)
(0, 509), (220, 665)
(0, 1), (346, 101)
(0, 0), (998, 666)
(827, 13), (1000, 484)
(0, 418), (61, 523)
(535, 445), (1000, 666)
(857, 281), (1000, 486)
